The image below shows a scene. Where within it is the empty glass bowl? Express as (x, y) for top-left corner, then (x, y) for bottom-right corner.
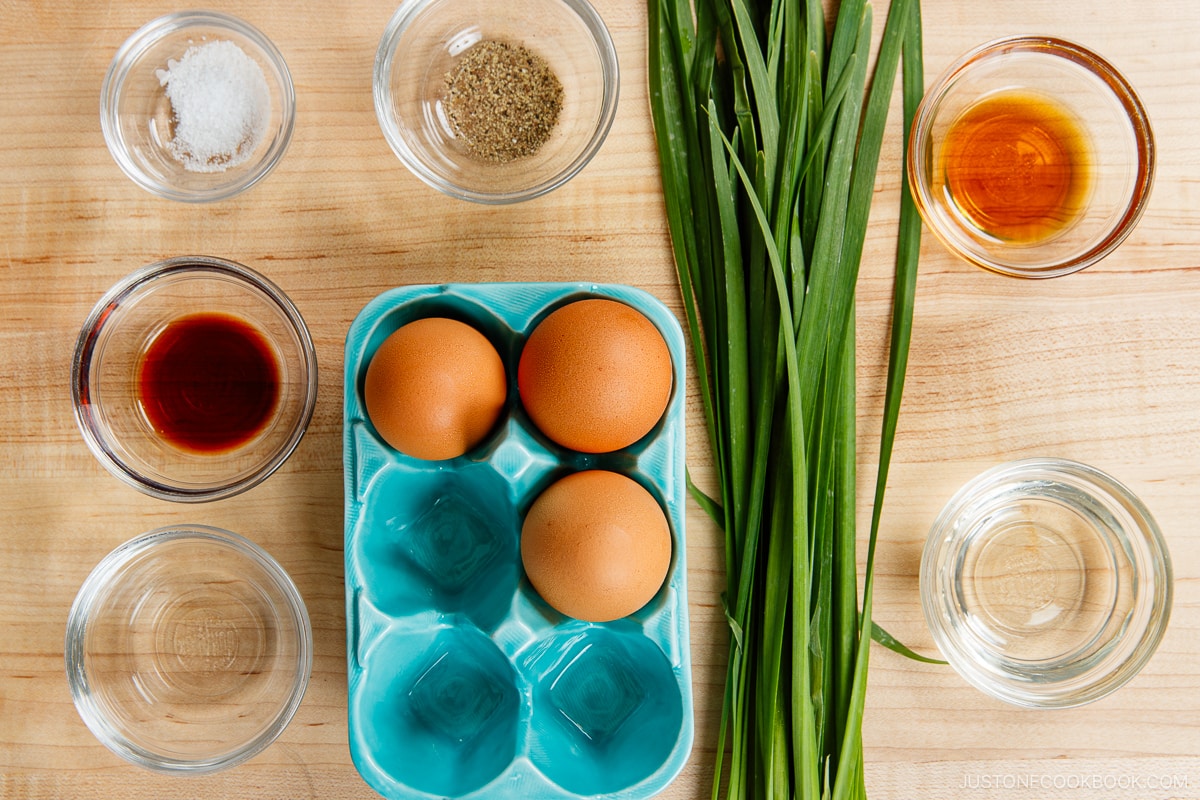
(72, 256), (318, 502)
(101, 11), (296, 202)
(908, 36), (1155, 278)
(373, 0), (619, 204)
(921, 458), (1172, 708)
(65, 525), (312, 773)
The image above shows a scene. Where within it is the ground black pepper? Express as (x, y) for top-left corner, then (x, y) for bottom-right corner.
(443, 41), (564, 163)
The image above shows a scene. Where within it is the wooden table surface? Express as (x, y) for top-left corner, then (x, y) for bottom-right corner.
(3, 0), (1199, 798)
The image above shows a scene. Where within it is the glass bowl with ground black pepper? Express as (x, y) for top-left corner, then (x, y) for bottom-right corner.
(373, 0), (619, 204)
(101, 11), (296, 203)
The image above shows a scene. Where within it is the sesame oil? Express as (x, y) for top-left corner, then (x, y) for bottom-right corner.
(940, 90), (1093, 244)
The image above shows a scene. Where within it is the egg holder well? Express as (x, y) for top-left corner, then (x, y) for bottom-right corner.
(344, 283), (693, 800)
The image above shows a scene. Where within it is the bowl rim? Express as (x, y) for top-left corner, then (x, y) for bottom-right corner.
(100, 9), (297, 203)
(907, 35), (1156, 279)
(920, 456), (1174, 708)
(63, 524), (313, 773)
(372, 0), (620, 204)
(71, 255), (318, 503)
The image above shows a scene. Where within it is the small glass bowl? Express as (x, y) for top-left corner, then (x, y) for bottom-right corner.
(101, 11), (296, 202)
(72, 256), (318, 502)
(921, 458), (1172, 708)
(373, 0), (619, 204)
(908, 36), (1155, 278)
(65, 525), (312, 773)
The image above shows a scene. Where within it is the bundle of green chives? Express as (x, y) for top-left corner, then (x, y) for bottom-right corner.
(648, 0), (924, 797)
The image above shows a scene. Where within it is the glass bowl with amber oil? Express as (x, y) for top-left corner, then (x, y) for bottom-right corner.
(908, 37), (1155, 278)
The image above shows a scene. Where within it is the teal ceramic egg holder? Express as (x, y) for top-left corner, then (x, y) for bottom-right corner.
(344, 283), (693, 800)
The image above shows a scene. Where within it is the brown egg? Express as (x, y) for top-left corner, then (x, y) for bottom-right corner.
(363, 317), (507, 460)
(521, 470), (672, 622)
(518, 298), (672, 453)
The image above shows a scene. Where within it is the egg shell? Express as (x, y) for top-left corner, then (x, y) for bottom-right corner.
(521, 470), (672, 623)
(518, 298), (672, 453)
(363, 317), (506, 460)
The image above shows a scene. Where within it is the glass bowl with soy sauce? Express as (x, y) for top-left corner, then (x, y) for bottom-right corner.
(72, 256), (317, 502)
(908, 36), (1155, 278)
(373, 0), (619, 204)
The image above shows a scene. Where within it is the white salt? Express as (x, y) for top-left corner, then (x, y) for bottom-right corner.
(156, 39), (271, 173)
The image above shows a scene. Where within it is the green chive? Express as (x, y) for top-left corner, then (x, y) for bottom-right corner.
(649, 0), (927, 797)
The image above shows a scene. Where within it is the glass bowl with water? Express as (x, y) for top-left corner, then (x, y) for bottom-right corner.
(921, 457), (1172, 708)
(64, 525), (312, 772)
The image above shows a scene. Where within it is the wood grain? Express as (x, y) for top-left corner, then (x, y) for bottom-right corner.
(2, 0), (1199, 798)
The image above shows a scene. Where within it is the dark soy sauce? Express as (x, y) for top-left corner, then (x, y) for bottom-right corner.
(137, 313), (281, 453)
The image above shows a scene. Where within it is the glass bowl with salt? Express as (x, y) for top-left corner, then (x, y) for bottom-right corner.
(374, 0), (619, 204)
(101, 11), (295, 203)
